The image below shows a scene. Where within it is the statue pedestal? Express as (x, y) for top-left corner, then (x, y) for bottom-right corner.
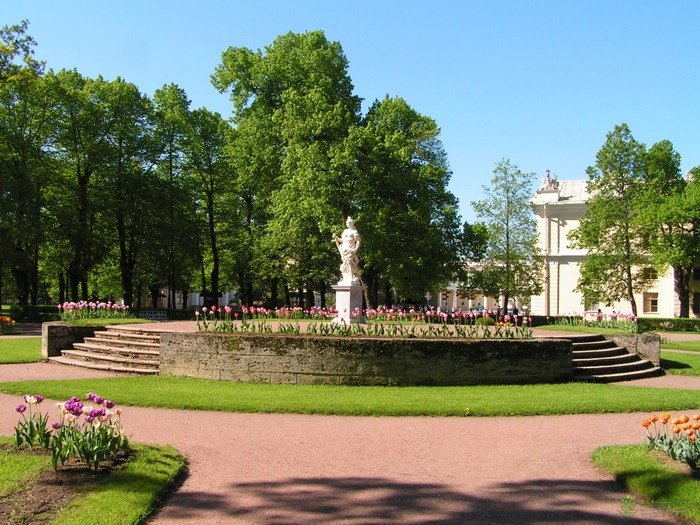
(332, 282), (366, 324)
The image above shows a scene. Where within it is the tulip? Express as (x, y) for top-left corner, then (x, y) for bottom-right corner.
(16, 404), (27, 413)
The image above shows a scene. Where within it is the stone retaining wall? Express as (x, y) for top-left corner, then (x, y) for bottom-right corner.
(160, 332), (573, 386)
(41, 322), (101, 359)
(607, 333), (660, 366)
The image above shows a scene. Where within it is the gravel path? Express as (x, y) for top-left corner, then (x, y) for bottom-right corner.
(2, 363), (699, 523)
(1, 325), (699, 523)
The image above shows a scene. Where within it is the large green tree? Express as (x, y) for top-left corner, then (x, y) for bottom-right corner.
(637, 140), (700, 317)
(353, 96), (460, 306)
(570, 123), (653, 315)
(471, 159), (542, 310)
(0, 20), (53, 304)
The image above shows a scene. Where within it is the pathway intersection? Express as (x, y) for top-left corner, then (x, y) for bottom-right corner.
(1, 326), (698, 523)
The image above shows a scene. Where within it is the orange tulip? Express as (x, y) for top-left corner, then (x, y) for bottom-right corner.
(650, 414), (658, 422)
(681, 415), (690, 424)
(693, 414), (700, 421)
(672, 425), (681, 434)
(692, 423), (700, 431)
(661, 413), (671, 423)
(689, 433), (697, 442)
(641, 419), (652, 428)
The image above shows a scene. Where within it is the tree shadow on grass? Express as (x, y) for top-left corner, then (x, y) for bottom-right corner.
(154, 476), (674, 524)
(660, 358), (693, 371)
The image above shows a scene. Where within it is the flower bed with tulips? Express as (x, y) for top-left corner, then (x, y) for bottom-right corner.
(14, 392), (128, 471)
(642, 412), (700, 469)
(58, 301), (132, 323)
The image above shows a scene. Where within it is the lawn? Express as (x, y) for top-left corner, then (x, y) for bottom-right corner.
(661, 351), (700, 376)
(535, 324), (632, 335)
(1, 376), (698, 417)
(0, 436), (186, 524)
(592, 444), (699, 524)
(661, 341), (700, 352)
(0, 337), (42, 364)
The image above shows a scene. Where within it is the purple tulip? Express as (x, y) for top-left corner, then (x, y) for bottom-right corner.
(16, 404), (27, 413)
(105, 400), (115, 409)
(52, 422), (62, 430)
(94, 396), (104, 405)
(85, 416), (94, 423)
(35, 394), (44, 404)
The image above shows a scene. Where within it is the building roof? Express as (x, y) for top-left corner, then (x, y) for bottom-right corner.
(556, 179), (589, 202)
(532, 178), (590, 205)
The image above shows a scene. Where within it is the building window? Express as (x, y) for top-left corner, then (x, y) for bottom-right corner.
(643, 292), (659, 314)
(641, 267), (658, 280)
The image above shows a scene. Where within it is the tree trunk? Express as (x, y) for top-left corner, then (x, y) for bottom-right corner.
(305, 285), (314, 308)
(268, 278), (279, 309)
(297, 285), (304, 308)
(674, 266), (691, 318)
(319, 281), (326, 308)
(284, 283), (291, 307)
(58, 272), (66, 305)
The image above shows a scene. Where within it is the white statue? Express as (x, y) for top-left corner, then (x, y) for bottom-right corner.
(333, 216), (362, 285)
(540, 169), (559, 191)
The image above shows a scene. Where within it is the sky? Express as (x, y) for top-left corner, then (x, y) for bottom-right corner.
(5, 1), (699, 222)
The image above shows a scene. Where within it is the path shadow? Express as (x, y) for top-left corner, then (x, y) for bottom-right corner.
(660, 358), (692, 371)
(153, 476), (673, 524)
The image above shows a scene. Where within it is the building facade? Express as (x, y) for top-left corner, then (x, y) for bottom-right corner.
(530, 172), (699, 318)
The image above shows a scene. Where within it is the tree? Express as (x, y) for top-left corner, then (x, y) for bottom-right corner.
(637, 141), (700, 317)
(471, 159), (542, 310)
(212, 30), (361, 306)
(0, 20), (53, 304)
(569, 123), (653, 315)
(353, 96), (460, 306)
(455, 221), (489, 300)
(183, 108), (230, 302)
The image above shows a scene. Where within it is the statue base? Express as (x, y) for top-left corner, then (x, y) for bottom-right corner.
(332, 282), (366, 324)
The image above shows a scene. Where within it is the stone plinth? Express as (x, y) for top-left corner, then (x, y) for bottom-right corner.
(42, 322), (101, 359)
(332, 283), (365, 324)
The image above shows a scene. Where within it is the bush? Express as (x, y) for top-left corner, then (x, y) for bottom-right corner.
(8, 305), (61, 322)
(637, 317), (700, 333)
(475, 316), (496, 326)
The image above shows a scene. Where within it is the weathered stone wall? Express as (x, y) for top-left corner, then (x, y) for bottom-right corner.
(607, 333), (660, 366)
(160, 332), (573, 386)
(41, 322), (101, 359)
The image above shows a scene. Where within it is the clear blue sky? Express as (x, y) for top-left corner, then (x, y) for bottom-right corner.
(6, 1), (699, 222)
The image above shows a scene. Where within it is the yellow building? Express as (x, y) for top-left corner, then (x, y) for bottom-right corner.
(530, 171), (699, 318)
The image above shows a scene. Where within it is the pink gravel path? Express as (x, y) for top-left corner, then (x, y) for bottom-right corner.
(2, 366), (699, 523)
(1, 324), (698, 523)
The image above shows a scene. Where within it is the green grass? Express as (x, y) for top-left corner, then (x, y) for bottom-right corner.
(1, 376), (698, 417)
(0, 437), (51, 497)
(51, 443), (186, 525)
(661, 351), (700, 376)
(661, 341), (700, 352)
(535, 324), (633, 335)
(0, 436), (186, 525)
(0, 336), (42, 364)
(592, 444), (700, 524)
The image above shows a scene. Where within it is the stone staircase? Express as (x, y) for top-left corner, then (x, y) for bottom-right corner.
(49, 326), (162, 375)
(558, 334), (663, 382)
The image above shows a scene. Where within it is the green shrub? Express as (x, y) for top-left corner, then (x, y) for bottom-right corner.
(637, 317), (700, 333)
(475, 316), (495, 326)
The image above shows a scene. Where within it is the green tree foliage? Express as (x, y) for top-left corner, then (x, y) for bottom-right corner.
(455, 221), (489, 300)
(353, 96), (460, 306)
(0, 20), (52, 304)
(569, 123), (653, 315)
(472, 159), (542, 309)
(637, 141), (700, 317)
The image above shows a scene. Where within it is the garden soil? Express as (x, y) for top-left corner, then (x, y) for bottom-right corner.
(1, 325), (699, 523)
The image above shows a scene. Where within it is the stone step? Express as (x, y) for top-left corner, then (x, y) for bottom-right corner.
(83, 336), (160, 350)
(49, 355), (158, 375)
(571, 340), (619, 350)
(573, 353), (640, 367)
(94, 331), (161, 344)
(573, 358), (657, 376)
(61, 349), (160, 369)
(571, 346), (629, 359)
(73, 342), (159, 357)
(575, 366), (664, 383)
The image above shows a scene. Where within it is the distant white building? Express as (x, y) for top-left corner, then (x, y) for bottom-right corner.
(530, 171), (700, 318)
